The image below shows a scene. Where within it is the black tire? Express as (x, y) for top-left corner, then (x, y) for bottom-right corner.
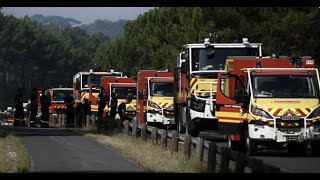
(243, 129), (256, 156)
(311, 141), (320, 156)
(185, 107), (199, 136)
(245, 136), (257, 156)
(188, 120), (200, 137)
(228, 137), (240, 151)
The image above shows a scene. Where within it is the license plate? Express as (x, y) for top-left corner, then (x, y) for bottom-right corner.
(280, 116), (300, 120)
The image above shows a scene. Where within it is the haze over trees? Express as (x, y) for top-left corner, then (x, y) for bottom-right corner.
(0, 7), (319, 109)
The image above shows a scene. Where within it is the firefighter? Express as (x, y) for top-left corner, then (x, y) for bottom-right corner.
(65, 92), (75, 127)
(29, 88), (38, 127)
(108, 93), (118, 130)
(14, 88), (24, 126)
(118, 96), (132, 123)
(40, 89), (50, 127)
(82, 98), (92, 123)
(97, 93), (108, 131)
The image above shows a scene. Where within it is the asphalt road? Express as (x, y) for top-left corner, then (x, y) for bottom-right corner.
(4, 126), (143, 172)
(199, 131), (320, 173)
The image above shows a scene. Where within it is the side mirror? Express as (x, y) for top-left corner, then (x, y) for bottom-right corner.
(181, 53), (187, 60)
(138, 91), (144, 99)
(181, 62), (187, 74)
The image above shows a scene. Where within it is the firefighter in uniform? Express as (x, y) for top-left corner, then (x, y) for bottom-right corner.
(30, 88), (38, 127)
(14, 88), (24, 126)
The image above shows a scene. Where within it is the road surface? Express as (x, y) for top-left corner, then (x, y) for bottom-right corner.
(4, 126), (143, 172)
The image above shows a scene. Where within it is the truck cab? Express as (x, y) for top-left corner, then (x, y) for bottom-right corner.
(73, 69), (124, 113)
(49, 87), (73, 115)
(174, 37), (263, 136)
(137, 70), (175, 128)
(215, 56), (320, 156)
(89, 77), (137, 120)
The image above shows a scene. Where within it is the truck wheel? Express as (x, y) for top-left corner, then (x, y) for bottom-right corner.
(245, 136), (257, 156)
(311, 142), (320, 156)
(228, 138), (240, 151)
(186, 108), (199, 137)
(243, 129), (256, 156)
(188, 120), (200, 137)
(288, 142), (307, 156)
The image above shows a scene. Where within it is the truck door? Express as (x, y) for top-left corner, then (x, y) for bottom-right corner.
(215, 73), (249, 126)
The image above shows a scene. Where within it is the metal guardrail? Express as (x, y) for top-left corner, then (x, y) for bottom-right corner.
(129, 120), (284, 173)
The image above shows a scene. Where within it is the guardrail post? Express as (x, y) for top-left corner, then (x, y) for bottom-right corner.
(184, 134), (191, 160)
(86, 115), (90, 129)
(219, 147), (231, 173)
(55, 115), (58, 126)
(141, 124), (147, 141)
(58, 114), (62, 127)
(116, 119), (122, 133)
(48, 115), (51, 126)
(109, 118), (115, 133)
(171, 130), (178, 154)
(161, 129), (167, 150)
(61, 114), (65, 127)
(196, 137), (204, 161)
(91, 114), (96, 130)
(207, 142), (217, 173)
(124, 120), (129, 135)
(235, 152), (246, 173)
(52, 115), (56, 126)
(132, 120), (137, 138)
(151, 127), (158, 145)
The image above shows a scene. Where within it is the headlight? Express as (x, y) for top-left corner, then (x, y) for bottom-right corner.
(190, 99), (205, 112)
(307, 106), (320, 119)
(148, 101), (161, 109)
(251, 106), (273, 119)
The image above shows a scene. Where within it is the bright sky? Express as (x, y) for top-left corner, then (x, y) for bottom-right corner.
(2, 7), (155, 24)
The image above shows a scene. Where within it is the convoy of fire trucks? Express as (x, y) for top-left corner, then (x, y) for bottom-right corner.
(4, 35), (320, 156)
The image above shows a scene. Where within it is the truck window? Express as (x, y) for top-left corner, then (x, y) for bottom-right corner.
(150, 82), (174, 97)
(82, 75), (102, 89)
(112, 87), (137, 99)
(220, 75), (247, 101)
(191, 47), (259, 71)
(252, 75), (318, 98)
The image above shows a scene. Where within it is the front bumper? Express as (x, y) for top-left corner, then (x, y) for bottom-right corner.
(249, 124), (320, 143)
(146, 112), (175, 125)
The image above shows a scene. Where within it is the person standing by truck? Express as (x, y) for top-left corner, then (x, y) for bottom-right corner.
(14, 88), (24, 126)
(97, 93), (108, 131)
(40, 89), (50, 127)
(29, 88), (38, 127)
(65, 92), (75, 127)
(118, 96), (132, 123)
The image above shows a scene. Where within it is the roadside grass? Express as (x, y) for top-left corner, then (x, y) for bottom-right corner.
(0, 128), (30, 173)
(72, 128), (207, 173)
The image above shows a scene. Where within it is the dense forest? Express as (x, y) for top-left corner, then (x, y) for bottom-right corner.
(0, 7), (319, 109)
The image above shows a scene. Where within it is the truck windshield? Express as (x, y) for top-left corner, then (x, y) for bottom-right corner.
(82, 75), (102, 89)
(150, 82), (174, 97)
(252, 75), (318, 98)
(191, 47), (259, 71)
(52, 90), (73, 102)
(112, 87), (137, 99)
